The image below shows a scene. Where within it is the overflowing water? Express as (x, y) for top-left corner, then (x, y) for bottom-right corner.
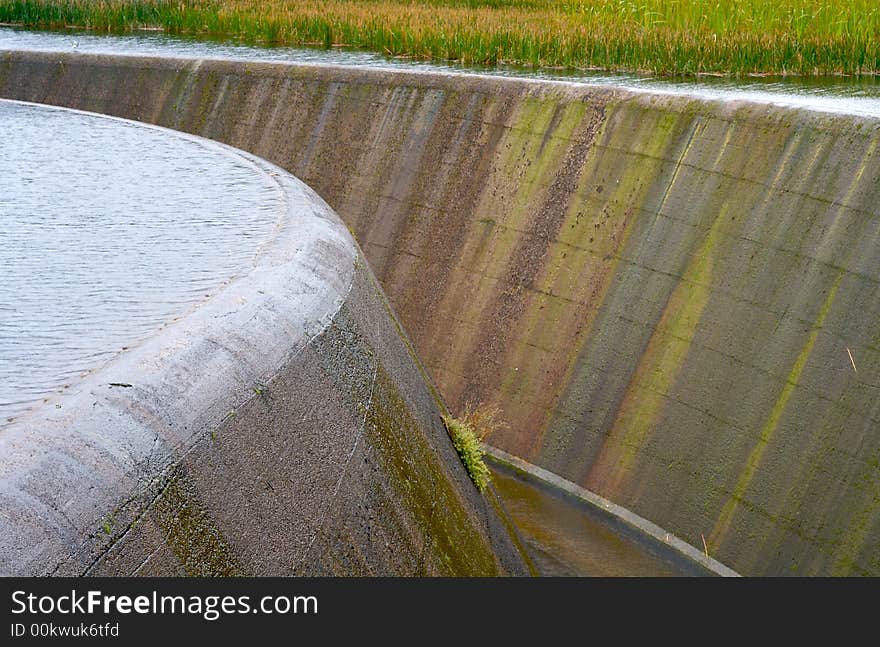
(2, 26), (880, 117)
(0, 100), (282, 427)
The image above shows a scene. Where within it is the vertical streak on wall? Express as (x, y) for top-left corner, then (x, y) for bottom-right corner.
(709, 273), (844, 551)
(363, 89), (445, 277)
(708, 134), (879, 567)
(818, 138), (880, 575)
(466, 99), (607, 456)
(536, 104), (709, 480)
(589, 205), (720, 494)
(436, 97), (575, 402)
(296, 82), (341, 177)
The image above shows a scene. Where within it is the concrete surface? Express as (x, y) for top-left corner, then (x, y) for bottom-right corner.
(0, 103), (527, 576)
(1, 50), (878, 575)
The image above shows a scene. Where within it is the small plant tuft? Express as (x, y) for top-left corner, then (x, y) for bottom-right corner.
(442, 403), (505, 492)
(101, 512), (116, 536)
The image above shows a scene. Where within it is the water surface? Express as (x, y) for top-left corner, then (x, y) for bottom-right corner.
(0, 100), (282, 426)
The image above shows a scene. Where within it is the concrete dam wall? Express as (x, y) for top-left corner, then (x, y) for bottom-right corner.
(2, 51), (878, 576)
(0, 103), (527, 576)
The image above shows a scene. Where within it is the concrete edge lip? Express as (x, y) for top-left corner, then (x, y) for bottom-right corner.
(483, 445), (742, 578)
(3, 44), (880, 120)
(0, 101), (359, 575)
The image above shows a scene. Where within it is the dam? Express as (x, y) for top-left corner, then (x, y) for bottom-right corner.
(0, 98), (528, 576)
(1, 29), (878, 576)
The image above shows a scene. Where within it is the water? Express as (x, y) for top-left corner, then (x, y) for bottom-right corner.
(2, 27), (880, 117)
(0, 100), (282, 427)
(490, 461), (684, 576)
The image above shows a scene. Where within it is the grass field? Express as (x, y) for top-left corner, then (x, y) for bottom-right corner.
(1, 0), (878, 76)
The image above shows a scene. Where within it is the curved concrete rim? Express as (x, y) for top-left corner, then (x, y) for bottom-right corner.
(483, 445), (741, 577)
(5, 49), (880, 135)
(4, 35), (880, 118)
(0, 97), (332, 424)
(0, 101), (358, 574)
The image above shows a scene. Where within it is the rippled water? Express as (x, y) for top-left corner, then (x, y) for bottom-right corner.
(2, 27), (880, 117)
(0, 100), (282, 426)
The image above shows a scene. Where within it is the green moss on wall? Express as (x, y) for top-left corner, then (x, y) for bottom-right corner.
(365, 365), (501, 575)
(154, 471), (245, 577)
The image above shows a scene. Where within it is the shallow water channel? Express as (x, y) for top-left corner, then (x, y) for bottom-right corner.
(489, 459), (691, 576)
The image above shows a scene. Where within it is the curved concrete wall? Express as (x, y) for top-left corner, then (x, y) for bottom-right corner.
(2, 51), (878, 575)
(0, 105), (527, 576)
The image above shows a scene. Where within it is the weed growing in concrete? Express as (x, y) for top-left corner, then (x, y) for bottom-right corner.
(442, 403), (505, 492)
(101, 513), (116, 535)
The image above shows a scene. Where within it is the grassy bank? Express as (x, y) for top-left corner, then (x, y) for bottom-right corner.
(1, 0), (878, 76)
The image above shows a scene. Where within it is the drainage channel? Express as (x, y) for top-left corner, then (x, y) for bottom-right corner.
(486, 448), (740, 577)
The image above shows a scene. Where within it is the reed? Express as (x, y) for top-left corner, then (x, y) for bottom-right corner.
(1, 0), (878, 76)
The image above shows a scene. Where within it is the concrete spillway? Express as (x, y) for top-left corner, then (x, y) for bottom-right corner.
(0, 99), (527, 576)
(1, 50), (878, 576)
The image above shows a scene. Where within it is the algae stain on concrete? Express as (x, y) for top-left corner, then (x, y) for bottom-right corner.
(458, 98), (560, 283)
(442, 97), (582, 390)
(493, 103), (593, 394)
(364, 365), (500, 575)
(830, 493), (880, 576)
(589, 208), (721, 493)
(536, 103), (710, 474)
(709, 271), (845, 548)
(155, 472), (245, 577)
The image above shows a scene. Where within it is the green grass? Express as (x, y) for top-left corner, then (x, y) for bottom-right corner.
(1, 1), (878, 76)
(442, 404), (504, 492)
